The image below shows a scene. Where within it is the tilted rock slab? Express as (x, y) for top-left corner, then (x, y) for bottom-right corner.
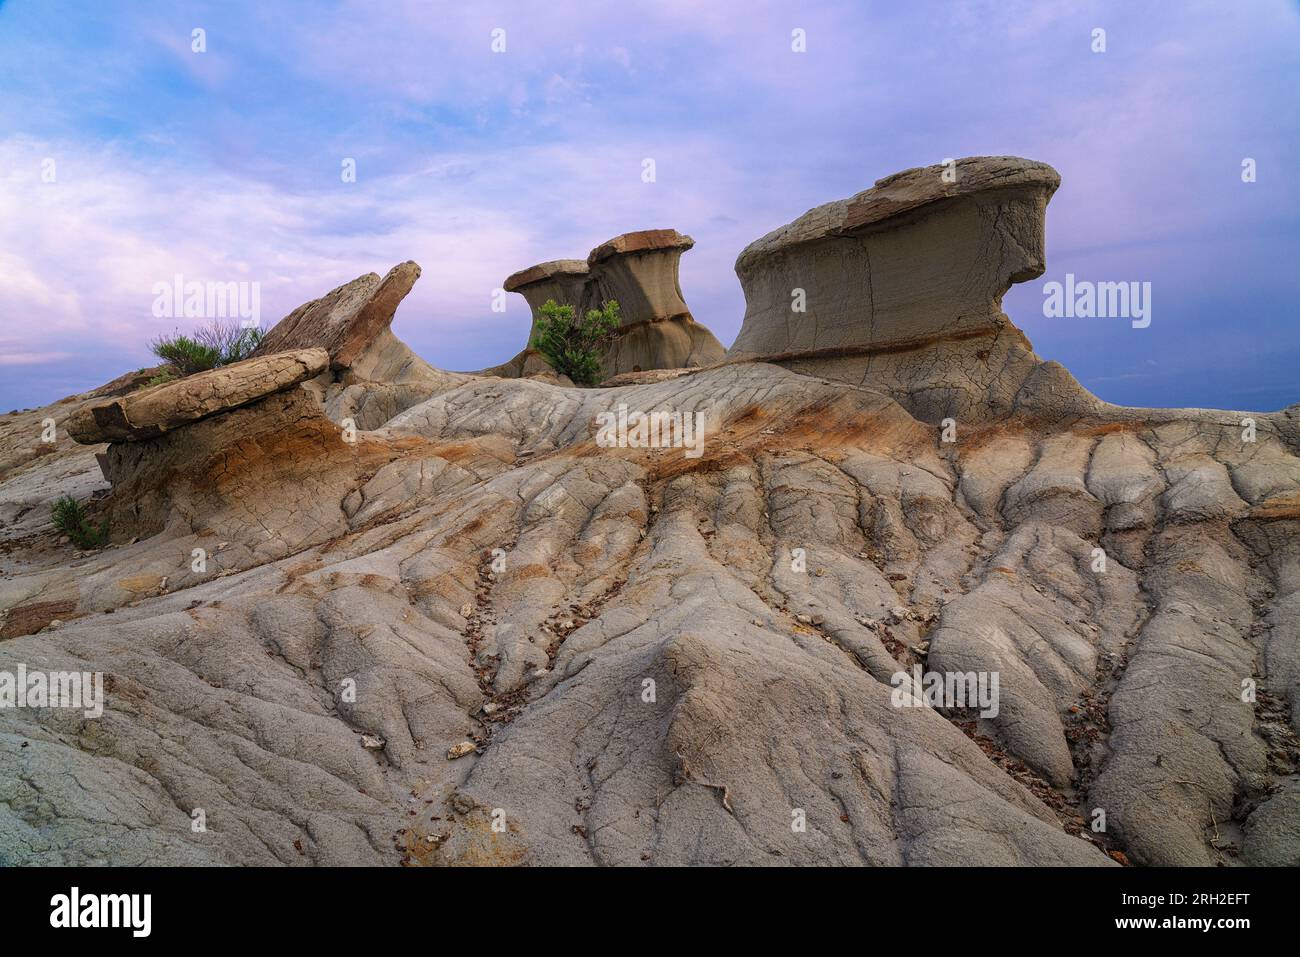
(475, 349), (567, 381)
(727, 156), (1095, 423)
(250, 260), (456, 430)
(252, 261), (421, 370)
(65, 349), (329, 444)
(68, 261), (436, 444)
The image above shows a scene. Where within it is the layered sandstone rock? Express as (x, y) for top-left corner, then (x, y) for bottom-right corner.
(587, 229), (726, 376)
(252, 261), (421, 370)
(497, 230), (725, 381)
(65, 349), (329, 443)
(503, 259), (590, 343)
(60, 262), (447, 539)
(59, 261), (442, 449)
(252, 260), (453, 430)
(586, 229), (694, 323)
(480, 261), (592, 383)
(728, 156), (1096, 422)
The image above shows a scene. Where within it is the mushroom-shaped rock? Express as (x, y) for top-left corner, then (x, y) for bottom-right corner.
(586, 229), (695, 323)
(503, 259), (590, 342)
(66, 349), (329, 444)
(727, 156), (1095, 422)
(252, 261), (421, 370)
(491, 260), (592, 382)
(586, 229), (725, 376)
(495, 230), (726, 381)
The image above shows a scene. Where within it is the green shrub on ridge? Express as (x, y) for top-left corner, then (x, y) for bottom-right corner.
(531, 299), (620, 386)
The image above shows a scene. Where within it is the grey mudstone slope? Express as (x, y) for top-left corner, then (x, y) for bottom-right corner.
(2, 159), (1298, 867)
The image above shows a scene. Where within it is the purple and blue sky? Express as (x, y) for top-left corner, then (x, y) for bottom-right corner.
(1, 0), (1297, 412)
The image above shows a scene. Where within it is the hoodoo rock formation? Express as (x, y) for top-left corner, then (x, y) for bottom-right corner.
(486, 260), (592, 380)
(503, 260), (591, 342)
(2, 157), (1299, 868)
(729, 156), (1094, 423)
(250, 261), (422, 370)
(247, 260), (468, 431)
(492, 229), (726, 380)
(588, 229), (727, 377)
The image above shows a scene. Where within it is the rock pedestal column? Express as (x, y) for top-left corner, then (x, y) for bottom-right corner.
(498, 229), (725, 380)
(503, 259), (591, 344)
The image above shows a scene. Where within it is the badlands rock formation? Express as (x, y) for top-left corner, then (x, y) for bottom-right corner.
(2, 156), (1299, 867)
(249, 260), (469, 431)
(729, 156), (1094, 424)
(251, 261), (421, 370)
(66, 349), (329, 444)
(503, 259), (592, 344)
(491, 229), (726, 380)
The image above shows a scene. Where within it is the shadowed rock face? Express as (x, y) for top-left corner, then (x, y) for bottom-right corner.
(587, 229), (726, 376)
(3, 159), (1300, 869)
(498, 230), (726, 380)
(487, 260), (593, 382)
(728, 156), (1082, 423)
(587, 228), (695, 324)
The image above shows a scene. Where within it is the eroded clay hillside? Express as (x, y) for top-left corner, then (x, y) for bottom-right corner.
(2, 157), (1298, 866)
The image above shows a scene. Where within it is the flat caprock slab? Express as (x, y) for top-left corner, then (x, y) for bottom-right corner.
(735, 156), (1060, 274)
(66, 348), (329, 443)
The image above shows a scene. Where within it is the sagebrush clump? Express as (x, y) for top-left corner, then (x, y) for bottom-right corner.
(531, 299), (620, 386)
(146, 320), (264, 385)
(197, 319), (264, 365)
(51, 495), (109, 549)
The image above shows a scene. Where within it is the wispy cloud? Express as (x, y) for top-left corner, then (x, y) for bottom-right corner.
(0, 351), (74, 366)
